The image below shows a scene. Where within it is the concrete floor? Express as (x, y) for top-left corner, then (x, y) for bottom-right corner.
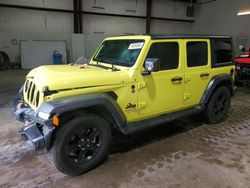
(1, 70), (250, 188)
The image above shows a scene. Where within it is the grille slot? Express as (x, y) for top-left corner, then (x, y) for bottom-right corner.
(35, 91), (40, 107)
(24, 80), (40, 108)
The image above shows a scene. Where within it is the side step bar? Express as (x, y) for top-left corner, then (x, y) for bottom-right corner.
(120, 105), (204, 135)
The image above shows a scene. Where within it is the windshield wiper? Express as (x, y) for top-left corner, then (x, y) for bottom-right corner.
(103, 59), (120, 71)
(90, 58), (120, 71)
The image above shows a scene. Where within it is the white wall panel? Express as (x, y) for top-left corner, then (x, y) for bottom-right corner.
(45, 12), (73, 33)
(0, 8), (46, 32)
(0, 0), (44, 7)
(83, 14), (145, 35)
(151, 20), (193, 35)
(151, 20), (173, 34)
(151, 0), (175, 18)
(151, 0), (195, 20)
(0, 0), (73, 10)
(43, 0), (73, 10)
(21, 41), (67, 69)
(83, 0), (147, 16)
(172, 22), (194, 34)
(0, 31), (73, 63)
(0, 8), (73, 33)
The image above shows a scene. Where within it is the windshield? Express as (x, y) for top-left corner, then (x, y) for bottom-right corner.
(93, 40), (144, 67)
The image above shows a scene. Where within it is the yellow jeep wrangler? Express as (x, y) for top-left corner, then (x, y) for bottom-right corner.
(13, 35), (235, 175)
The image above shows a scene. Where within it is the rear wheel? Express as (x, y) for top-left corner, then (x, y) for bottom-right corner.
(49, 114), (111, 176)
(204, 87), (231, 124)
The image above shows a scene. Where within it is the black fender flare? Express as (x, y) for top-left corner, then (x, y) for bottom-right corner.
(200, 74), (234, 105)
(38, 93), (127, 128)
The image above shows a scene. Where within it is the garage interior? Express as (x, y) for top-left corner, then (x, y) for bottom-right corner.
(1, 0), (250, 187)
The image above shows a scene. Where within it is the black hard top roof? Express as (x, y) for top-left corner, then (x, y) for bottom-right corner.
(149, 34), (232, 39)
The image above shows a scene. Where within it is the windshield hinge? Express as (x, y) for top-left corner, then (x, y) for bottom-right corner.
(138, 82), (146, 90)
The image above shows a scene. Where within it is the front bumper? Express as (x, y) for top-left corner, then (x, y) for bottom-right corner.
(13, 98), (55, 150)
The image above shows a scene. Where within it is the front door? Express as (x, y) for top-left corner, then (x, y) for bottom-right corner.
(138, 40), (185, 116)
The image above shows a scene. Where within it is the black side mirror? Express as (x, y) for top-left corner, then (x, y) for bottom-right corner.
(141, 58), (160, 76)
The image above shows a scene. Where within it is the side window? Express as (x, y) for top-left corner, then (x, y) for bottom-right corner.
(211, 39), (232, 67)
(187, 42), (208, 67)
(146, 42), (179, 70)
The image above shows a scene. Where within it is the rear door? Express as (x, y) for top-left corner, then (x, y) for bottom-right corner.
(183, 39), (211, 107)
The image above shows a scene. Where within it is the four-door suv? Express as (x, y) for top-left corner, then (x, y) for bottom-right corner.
(13, 35), (235, 176)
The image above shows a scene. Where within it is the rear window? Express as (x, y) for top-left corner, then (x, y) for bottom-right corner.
(211, 38), (233, 68)
(187, 42), (208, 67)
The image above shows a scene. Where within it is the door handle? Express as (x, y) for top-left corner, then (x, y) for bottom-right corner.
(200, 73), (209, 77)
(171, 77), (183, 82)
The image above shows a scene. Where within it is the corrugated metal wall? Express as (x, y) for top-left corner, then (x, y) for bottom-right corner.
(0, 31), (73, 63)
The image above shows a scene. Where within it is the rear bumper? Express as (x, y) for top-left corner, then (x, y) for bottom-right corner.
(13, 98), (55, 150)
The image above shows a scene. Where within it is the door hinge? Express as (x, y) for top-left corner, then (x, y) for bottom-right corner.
(184, 93), (190, 100)
(138, 82), (146, 90)
(185, 75), (191, 82)
(138, 102), (146, 109)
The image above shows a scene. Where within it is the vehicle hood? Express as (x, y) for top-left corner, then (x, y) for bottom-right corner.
(26, 64), (125, 91)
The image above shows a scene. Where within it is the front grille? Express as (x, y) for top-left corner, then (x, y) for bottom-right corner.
(24, 79), (41, 108)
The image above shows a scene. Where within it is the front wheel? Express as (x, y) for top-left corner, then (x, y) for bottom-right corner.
(204, 87), (231, 124)
(49, 114), (111, 176)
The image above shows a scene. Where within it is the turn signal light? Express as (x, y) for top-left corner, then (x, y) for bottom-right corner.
(53, 115), (59, 126)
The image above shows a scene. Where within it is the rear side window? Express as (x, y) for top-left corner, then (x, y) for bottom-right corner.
(146, 42), (179, 70)
(187, 42), (208, 67)
(211, 39), (233, 67)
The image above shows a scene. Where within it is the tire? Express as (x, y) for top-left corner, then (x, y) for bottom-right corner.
(49, 114), (111, 176)
(204, 87), (231, 124)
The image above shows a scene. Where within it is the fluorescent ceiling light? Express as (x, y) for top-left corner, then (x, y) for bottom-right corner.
(237, 11), (250, 16)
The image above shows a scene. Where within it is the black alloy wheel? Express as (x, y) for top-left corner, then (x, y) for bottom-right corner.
(49, 115), (111, 176)
(204, 87), (231, 124)
(67, 127), (102, 164)
(214, 93), (228, 116)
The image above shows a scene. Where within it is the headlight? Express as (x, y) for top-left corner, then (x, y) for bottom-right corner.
(37, 111), (50, 120)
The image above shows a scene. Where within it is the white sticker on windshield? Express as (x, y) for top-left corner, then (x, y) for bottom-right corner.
(128, 42), (144, 50)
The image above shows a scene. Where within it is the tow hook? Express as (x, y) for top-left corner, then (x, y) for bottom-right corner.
(24, 120), (33, 127)
(17, 102), (24, 109)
